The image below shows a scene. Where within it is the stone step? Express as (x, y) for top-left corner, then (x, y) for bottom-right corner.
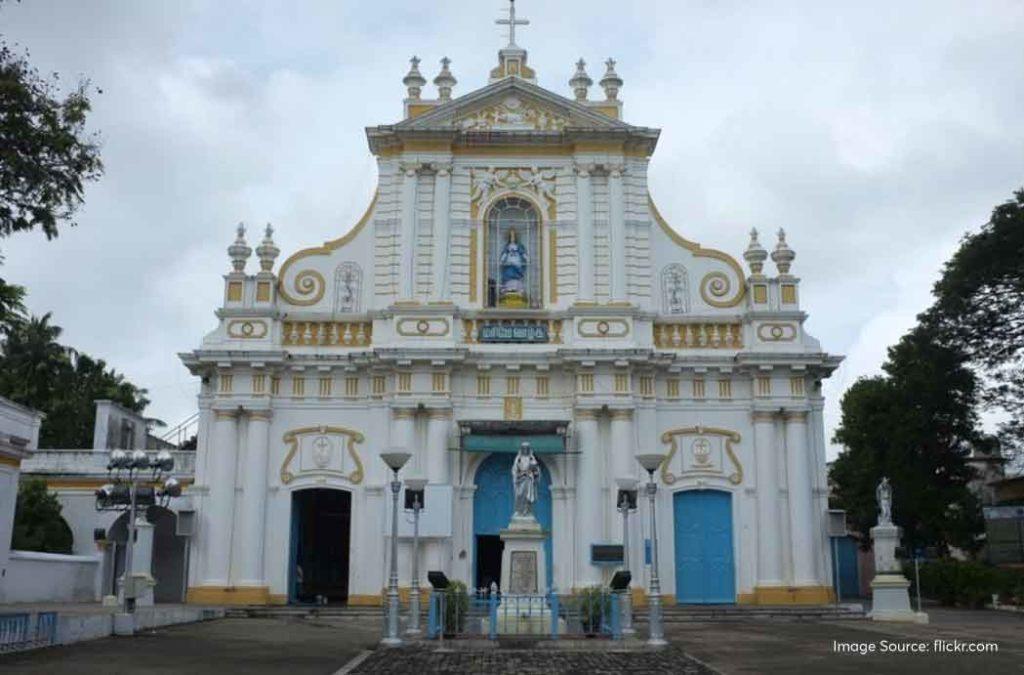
(224, 606), (385, 619)
(633, 604), (867, 622)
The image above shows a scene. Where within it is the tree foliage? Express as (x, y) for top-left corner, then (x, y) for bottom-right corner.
(831, 325), (985, 553)
(0, 312), (149, 448)
(12, 478), (73, 553)
(928, 189), (1024, 463)
(0, 38), (103, 239)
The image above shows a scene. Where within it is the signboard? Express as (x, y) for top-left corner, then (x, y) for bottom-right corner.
(591, 544), (624, 565)
(478, 323), (549, 343)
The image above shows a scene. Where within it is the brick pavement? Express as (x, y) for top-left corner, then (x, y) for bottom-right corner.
(349, 646), (714, 674)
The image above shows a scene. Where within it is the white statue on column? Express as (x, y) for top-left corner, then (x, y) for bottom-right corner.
(868, 475), (927, 623)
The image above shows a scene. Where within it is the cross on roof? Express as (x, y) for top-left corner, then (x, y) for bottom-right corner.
(496, 0), (529, 47)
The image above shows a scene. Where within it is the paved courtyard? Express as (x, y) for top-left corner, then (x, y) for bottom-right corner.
(1, 607), (1022, 674)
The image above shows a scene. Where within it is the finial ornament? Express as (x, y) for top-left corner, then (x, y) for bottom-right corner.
(600, 57), (623, 101)
(496, 0), (530, 48)
(256, 222), (280, 273)
(227, 222), (252, 273)
(433, 56), (457, 102)
(743, 227), (768, 276)
(569, 58), (593, 102)
(403, 55), (427, 100)
(770, 227), (795, 275)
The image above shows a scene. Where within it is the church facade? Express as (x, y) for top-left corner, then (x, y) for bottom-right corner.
(181, 19), (841, 607)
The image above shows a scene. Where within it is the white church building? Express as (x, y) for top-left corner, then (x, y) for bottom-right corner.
(180, 10), (841, 607)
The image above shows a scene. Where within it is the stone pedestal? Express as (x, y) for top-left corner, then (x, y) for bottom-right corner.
(499, 516), (547, 595)
(869, 524), (927, 623)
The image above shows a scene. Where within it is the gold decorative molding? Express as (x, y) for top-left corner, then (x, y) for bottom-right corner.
(213, 409), (238, 420)
(577, 317), (630, 338)
(781, 284), (797, 304)
(661, 426), (743, 485)
(700, 272), (738, 309)
(0, 456), (22, 468)
(753, 284), (768, 304)
(653, 322), (742, 349)
(784, 410), (809, 422)
(469, 227), (479, 303)
(649, 195), (746, 307)
(757, 323), (797, 342)
(549, 228), (558, 304)
(277, 191), (378, 304)
(186, 586), (271, 606)
(504, 396), (523, 421)
(227, 320), (268, 339)
(609, 408), (634, 420)
(396, 317), (451, 337)
(226, 281), (243, 302)
(280, 425), (365, 485)
(282, 321), (372, 347)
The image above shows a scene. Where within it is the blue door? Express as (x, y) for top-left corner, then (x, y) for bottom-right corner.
(473, 453), (552, 590)
(673, 490), (735, 604)
(831, 536), (860, 599)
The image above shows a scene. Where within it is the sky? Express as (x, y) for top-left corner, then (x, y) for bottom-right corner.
(2, 0), (1022, 456)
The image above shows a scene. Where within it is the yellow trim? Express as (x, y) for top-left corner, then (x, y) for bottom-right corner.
(750, 586), (836, 605)
(256, 281), (271, 302)
(226, 281), (243, 302)
(454, 145), (574, 157)
(549, 228), (559, 303)
(649, 195), (746, 308)
(661, 427), (743, 485)
(348, 593), (384, 607)
(269, 593), (288, 605)
(0, 456), (21, 468)
(781, 283), (797, 304)
(469, 226), (479, 304)
(277, 192), (378, 305)
(592, 105), (620, 119)
(186, 586), (271, 605)
(406, 103), (435, 119)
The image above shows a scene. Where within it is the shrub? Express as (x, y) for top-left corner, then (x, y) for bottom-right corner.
(12, 479), (73, 554)
(443, 580), (470, 634)
(913, 559), (1024, 608)
(568, 586), (610, 634)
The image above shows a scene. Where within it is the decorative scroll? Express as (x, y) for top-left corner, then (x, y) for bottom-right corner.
(280, 425), (365, 485)
(660, 426), (743, 486)
(700, 272), (735, 308)
(396, 317), (450, 337)
(576, 318), (630, 338)
(280, 269), (326, 306)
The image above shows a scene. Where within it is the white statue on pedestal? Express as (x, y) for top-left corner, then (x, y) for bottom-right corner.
(512, 442), (540, 519)
(876, 476), (892, 525)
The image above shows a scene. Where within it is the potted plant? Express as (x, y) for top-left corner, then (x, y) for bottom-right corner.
(443, 580), (470, 636)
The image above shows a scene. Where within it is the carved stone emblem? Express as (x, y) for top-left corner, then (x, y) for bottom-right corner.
(312, 435), (332, 468)
(509, 550), (538, 594)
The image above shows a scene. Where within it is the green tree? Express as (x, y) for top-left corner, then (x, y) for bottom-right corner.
(928, 188), (1024, 463)
(831, 325), (985, 553)
(0, 36), (103, 239)
(11, 478), (73, 553)
(0, 312), (69, 409)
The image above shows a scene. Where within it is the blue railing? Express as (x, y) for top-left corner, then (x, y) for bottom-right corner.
(0, 612), (58, 653)
(427, 587), (623, 640)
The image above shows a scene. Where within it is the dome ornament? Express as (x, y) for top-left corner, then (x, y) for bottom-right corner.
(227, 222), (252, 273)
(771, 228), (795, 276)
(600, 57), (623, 101)
(433, 57), (457, 102)
(569, 58), (593, 102)
(403, 56), (427, 100)
(743, 228), (768, 276)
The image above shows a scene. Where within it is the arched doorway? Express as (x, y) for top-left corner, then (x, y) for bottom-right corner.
(472, 453), (552, 591)
(673, 490), (735, 604)
(107, 506), (187, 603)
(288, 488), (352, 604)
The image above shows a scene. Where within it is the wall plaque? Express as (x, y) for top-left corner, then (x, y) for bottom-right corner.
(478, 323), (549, 343)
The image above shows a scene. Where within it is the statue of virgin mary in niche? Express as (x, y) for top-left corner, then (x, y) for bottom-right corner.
(498, 227), (529, 308)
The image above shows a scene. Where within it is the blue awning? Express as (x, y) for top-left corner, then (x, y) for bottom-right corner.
(462, 434), (565, 454)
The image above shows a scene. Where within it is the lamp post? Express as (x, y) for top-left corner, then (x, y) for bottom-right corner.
(404, 477), (427, 637)
(95, 449), (181, 636)
(636, 453), (668, 647)
(616, 478), (638, 636)
(380, 450), (411, 647)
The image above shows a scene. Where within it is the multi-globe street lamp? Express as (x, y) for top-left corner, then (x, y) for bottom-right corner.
(95, 448), (181, 635)
(380, 450), (411, 647)
(636, 453), (668, 647)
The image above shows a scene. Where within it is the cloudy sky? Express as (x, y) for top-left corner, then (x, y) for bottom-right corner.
(2, 1), (1022, 455)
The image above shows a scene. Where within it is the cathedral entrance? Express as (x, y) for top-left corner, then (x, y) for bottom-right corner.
(472, 452), (552, 590)
(289, 488), (351, 604)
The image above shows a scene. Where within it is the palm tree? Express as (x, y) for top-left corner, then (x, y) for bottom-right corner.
(0, 312), (73, 409)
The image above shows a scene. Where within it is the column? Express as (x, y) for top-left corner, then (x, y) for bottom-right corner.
(430, 164), (452, 301)
(426, 409), (451, 484)
(236, 409), (271, 588)
(753, 411), (783, 587)
(575, 163), (594, 301)
(608, 165), (626, 302)
(203, 409), (239, 586)
(575, 409), (602, 585)
(785, 411), (818, 585)
(399, 163), (419, 300)
(609, 408), (634, 537)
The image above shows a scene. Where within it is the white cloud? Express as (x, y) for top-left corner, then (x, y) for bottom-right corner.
(1, 1), (1022, 453)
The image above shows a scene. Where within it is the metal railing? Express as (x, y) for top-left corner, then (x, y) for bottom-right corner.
(426, 587), (623, 640)
(0, 612), (58, 653)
